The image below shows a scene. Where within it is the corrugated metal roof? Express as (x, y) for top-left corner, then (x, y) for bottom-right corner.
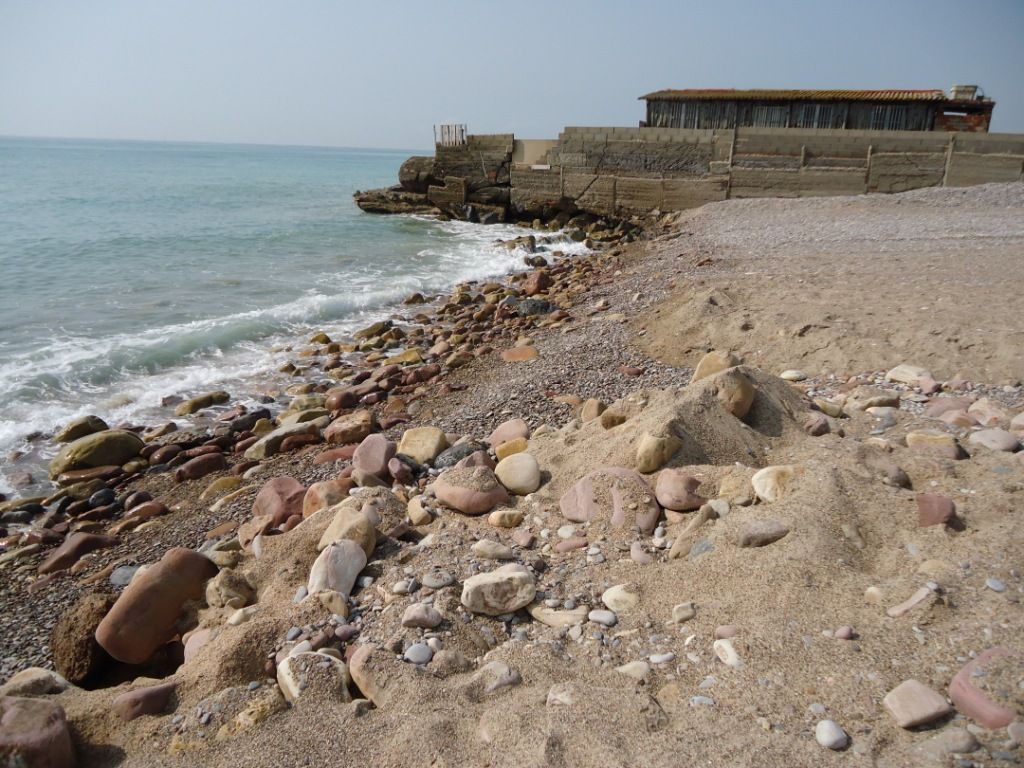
(641, 89), (947, 102)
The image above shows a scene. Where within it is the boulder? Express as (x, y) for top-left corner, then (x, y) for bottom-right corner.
(323, 410), (377, 445)
(317, 503), (378, 556)
(51, 593), (114, 685)
(750, 465), (798, 503)
(302, 477), (355, 519)
(398, 155), (437, 193)
(968, 428), (1020, 452)
(277, 652), (351, 704)
(173, 452), (227, 482)
(559, 467), (660, 534)
(49, 429), (144, 479)
(38, 532), (116, 575)
(488, 418), (529, 448)
(494, 453), (541, 495)
(396, 426), (448, 465)
(635, 432), (682, 473)
(95, 548), (217, 665)
(174, 390), (229, 416)
(433, 467), (509, 515)
(112, 681), (177, 721)
(353, 434), (397, 478)
(710, 368), (756, 419)
(307, 539), (367, 597)
(243, 420), (321, 460)
(252, 477), (307, 528)
(54, 415), (108, 443)
(0, 697), (75, 768)
(654, 471), (705, 511)
(461, 564), (536, 616)
(692, 350), (740, 382)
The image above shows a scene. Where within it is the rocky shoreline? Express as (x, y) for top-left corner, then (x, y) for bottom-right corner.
(1, 184), (1023, 767)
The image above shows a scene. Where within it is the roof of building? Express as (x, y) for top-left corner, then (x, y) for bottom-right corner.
(640, 89), (948, 102)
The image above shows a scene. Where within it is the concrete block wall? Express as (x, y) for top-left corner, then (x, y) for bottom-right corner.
(502, 127), (1023, 217)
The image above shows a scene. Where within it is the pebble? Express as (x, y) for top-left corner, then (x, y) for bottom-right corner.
(403, 643), (433, 665)
(649, 652), (675, 664)
(672, 602), (696, 623)
(285, 627), (302, 641)
(815, 719), (849, 750)
(588, 609), (617, 627)
(690, 696), (715, 707)
(421, 570), (454, 589)
(985, 577), (1006, 592)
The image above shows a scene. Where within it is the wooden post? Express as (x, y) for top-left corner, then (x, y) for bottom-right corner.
(865, 144), (873, 192)
(941, 134), (955, 187)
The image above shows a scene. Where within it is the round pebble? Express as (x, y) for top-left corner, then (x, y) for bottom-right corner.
(421, 570), (454, 589)
(815, 719), (849, 750)
(985, 578), (1006, 592)
(588, 609), (617, 627)
(403, 643), (433, 665)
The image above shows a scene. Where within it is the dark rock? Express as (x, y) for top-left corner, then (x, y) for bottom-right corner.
(52, 592), (115, 685)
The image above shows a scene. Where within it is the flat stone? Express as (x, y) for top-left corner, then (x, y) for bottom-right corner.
(527, 603), (588, 627)
(397, 426), (448, 465)
(948, 647), (1019, 729)
(471, 539), (515, 560)
(886, 364), (932, 386)
(883, 679), (953, 728)
(915, 727), (980, 759)
(460, 564), (535, 615)
(559, 467), (660, 535)
(916, 493), (955, 527)
(737, 520), (789, 547)
(588, 609), (617, 627)
(968, 428), (1019, 452)
(779, 369), (807, 382)
(601, 584), (639, 613)
(112, 682), (177, 722)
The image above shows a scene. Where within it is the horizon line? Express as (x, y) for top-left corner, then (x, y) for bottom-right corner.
(0, 132), (432, 155)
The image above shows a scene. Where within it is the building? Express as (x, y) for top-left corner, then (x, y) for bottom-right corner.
(641, 86), (994, 132)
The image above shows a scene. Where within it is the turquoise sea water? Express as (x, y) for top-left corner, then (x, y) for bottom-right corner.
(0, 137), (581, 494)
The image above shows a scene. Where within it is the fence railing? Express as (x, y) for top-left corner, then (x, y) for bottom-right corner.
(434, 124), (467, 147)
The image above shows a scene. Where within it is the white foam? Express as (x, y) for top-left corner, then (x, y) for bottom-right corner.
(0, 221), (588, 485)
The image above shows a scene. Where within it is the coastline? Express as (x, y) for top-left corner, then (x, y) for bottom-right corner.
(1, 183), (1022, 766)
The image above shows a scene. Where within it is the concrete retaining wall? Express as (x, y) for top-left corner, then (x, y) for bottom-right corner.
(508, 126), (1024, 216)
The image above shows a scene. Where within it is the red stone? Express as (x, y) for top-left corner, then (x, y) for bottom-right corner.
(112, 681), (176, 721)
(0, 696), (75, 768)
(38, 532), (117, 575)
(252, 477), (307, 528)
(949, 647), (1019, 728)
(95, 548), (217, 665)
(279, 433), (321, 452)
(173, 452), (227, 482)
(916, 493), (955, 527)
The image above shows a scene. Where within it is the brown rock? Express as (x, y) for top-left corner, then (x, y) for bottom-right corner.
(804, 412), (830, 436)
(882, 679), (952, 728)
(579, 398), (606, 422)
(737, 520), (790, 547)
(173, 452), (227, 482)
(323, 409), (377, 445)
(112, 681), (176, 721)
(252, 477), (307, 528)
(302, 477), (355, 519)
(348, 643), (392, 707)
(916, 493), (955, 527)
(95, 548), (217, 665)
(523, 270), (551, 296)
(352, 434), (396, 478)
(0, 696), (75, 768)
(124, 500), (169, 522)
(488, 418), (529, 448)
(51, 592), (114, 685)
(313, 445), (358, 465)
(654, 470), (705, 511)
(500, 346), (538, 362)
(949, 647), (1020, 728)
(279, 433), (320, 452)
(433, 467), (509, 515)
(38, 532), (116, 575)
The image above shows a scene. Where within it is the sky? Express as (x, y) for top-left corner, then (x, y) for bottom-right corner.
(1, 0), (1023, 150)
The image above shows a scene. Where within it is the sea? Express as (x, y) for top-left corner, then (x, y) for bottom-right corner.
(0, 136), (584, 496)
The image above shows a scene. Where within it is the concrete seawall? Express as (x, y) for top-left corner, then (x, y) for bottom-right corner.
(508, 126), (1024, 217)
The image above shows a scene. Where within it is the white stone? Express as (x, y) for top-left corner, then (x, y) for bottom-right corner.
(885, 364), (932, 387)
(601, 584), (639, 613)
(588, 609), (617, 627)
(779, 370), (807, 382)
(401, 603), (443, 629)
(471, 539), (515, 560)
(494, 452), (541, 495)
(460, 564), (536, 616)
(615, 661), (650, 679)
(750, 465), (798, 503)
(815, 719), (848, 750)
(307, 539), (367, 598)
(277, 651), (350, 703)
(713, 638), (743, 669)
(527, 602), (589, 627)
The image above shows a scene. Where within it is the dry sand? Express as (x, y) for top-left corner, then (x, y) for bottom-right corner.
(4, 183), (1023, 767)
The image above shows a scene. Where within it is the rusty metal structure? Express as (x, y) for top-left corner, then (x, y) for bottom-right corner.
(641, 86), (994, 132)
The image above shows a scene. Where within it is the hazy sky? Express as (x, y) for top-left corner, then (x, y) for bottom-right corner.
(2, 0), (1023, 149)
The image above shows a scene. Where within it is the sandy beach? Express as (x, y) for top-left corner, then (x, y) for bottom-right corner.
(1, 183), (1022, 767)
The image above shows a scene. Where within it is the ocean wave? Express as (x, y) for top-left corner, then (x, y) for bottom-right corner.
(0, 221), (588, 474)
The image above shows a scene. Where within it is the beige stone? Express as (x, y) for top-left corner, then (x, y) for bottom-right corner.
(397, 426), (449, 465)
(635, 432), (682, 473)
(692, 350), (740, 382)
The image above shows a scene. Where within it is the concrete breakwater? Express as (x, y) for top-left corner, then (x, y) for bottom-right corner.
(356, 126), (1024, 222)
